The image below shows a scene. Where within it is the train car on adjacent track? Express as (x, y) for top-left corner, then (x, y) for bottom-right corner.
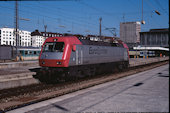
(37, 36), (129, 82)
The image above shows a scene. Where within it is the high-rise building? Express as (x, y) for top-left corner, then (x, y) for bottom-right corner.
(0, 28), (31, 47)
(120, 22), (141, 48)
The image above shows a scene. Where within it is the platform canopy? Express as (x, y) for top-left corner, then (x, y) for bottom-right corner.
(133, 46), (169, 51)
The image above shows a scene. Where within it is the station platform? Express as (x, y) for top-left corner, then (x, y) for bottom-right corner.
(7, 64), (169, 112)
(0, 57), (169, 90)
(0, 57), (169, 69)
(129, 57), (169, 67)
(0, 60), (38, 69)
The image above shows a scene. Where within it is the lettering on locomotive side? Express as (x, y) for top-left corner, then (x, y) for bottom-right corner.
(89, 46), (107, 55)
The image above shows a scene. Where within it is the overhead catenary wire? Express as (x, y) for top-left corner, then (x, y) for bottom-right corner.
(0, 4), (99, 35)
(0, 1), (152, 30)
(0, 1), (168, 36)
(20, 1), (123, 36)
(0, 1), (98, 29)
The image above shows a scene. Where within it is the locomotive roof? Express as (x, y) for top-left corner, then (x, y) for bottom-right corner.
(79, 39), (112, 46)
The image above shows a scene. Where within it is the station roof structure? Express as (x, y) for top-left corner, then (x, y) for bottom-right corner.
(133, 46), (169, 51)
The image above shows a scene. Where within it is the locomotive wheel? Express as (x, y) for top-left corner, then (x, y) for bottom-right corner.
(118, 64), (123, 71)
(67, 67), (81, 80)
(90, 66), (96, 76)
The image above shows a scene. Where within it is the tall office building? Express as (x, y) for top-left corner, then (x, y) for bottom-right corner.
(120, 22), (141, 48)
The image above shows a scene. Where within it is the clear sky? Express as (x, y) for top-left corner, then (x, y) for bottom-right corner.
(0, 0), (169, 37)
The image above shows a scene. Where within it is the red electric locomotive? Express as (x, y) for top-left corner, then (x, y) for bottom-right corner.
(37, 36), (129, 82)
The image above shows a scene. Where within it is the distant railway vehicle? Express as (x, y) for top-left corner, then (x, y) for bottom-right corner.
(36, 36), (129, 82)
(140, 51), (155, 57)
(18, 47), (41, 60)
(0, 46), (41, 61)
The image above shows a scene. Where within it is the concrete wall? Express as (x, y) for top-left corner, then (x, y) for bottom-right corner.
(0, 45), (12, 60)
(140, 32), (169, 47)
(120, 22), (141, 43)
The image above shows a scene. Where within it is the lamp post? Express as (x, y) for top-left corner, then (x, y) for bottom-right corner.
(15, 1), (30, 61)
(15, 0), (19, 58)
(141, 0), (161, 24)
(141, 0), (145, 24)
(140, 0), (161, 58)
(99, 17), (102, 39)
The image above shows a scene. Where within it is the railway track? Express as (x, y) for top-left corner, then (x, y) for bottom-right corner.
(0, 60), (168, 112)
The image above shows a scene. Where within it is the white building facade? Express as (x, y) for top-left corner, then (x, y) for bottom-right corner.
(0, 28), (31, 47)
(31, 30), (45, 47)
(31, 35), (45, 47)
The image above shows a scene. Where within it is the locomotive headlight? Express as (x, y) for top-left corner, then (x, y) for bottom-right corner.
(57, 61), (62, 65)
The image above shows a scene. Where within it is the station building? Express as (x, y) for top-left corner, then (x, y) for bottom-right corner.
(133, 28), (169, 57)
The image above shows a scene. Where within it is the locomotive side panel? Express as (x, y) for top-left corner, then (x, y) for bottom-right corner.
(69, 45), (128, 66)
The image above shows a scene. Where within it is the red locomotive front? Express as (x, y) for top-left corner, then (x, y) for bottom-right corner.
(39, 36), (82, 67)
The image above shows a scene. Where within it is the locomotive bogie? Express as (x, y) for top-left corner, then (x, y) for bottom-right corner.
(36, 60), (129, 82)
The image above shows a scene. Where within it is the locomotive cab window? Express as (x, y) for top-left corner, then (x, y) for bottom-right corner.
(43, 42), (65, 52)
(54, 42), (64, 52)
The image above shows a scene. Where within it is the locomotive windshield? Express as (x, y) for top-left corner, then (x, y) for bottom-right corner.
(43, 42), (65, 52)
